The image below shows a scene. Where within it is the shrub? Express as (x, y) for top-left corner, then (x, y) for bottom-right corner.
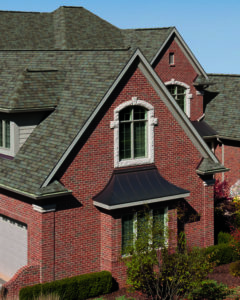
(229, 261), (240, 277)
(124, 219), (214, 300)
(19, 271), (112, 300)
(189, 279), (232, 300)
(218, 231), (233, 244)
(205, 243), (239, 266)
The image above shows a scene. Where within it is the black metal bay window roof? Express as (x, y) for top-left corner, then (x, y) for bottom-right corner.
(93, 165), (190, 210)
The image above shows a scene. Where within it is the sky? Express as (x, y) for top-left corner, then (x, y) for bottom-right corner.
(1, 0), (239, 74)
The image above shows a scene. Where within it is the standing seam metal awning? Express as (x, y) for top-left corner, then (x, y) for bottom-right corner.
(93, 165), (190, 210)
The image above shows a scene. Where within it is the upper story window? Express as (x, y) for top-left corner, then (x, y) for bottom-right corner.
(0, 119), (10, 149)
(167, 85), (186, 112)
(119, 106), (147, 160)
(165, 79), (192, 118)
(169, 53), (174, 65)
(110, 97), (158, 168)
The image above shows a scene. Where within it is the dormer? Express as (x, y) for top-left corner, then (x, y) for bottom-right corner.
(0, 68), (66, 158)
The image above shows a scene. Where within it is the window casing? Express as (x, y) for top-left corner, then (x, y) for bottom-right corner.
(110, 97), (158, 168)
(167, 85), (186, 112)
(0, 120), (10, 149)
(119, 106), (147, 160)
(165, 80), (192, 118)
(122, 208), (168, 255)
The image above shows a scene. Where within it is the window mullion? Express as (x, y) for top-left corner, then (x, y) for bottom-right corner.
(131, 120), (134, 159)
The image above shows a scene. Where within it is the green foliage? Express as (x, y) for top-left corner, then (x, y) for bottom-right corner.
(205, 243), (239, 266)
(19, 271), (112, 300)
(189, 279), (232, 300)
(229, 260), (240, 277)
(218, 231), (233, 244)
(123, 209), (214, 300)
(33, 294), (60, 300)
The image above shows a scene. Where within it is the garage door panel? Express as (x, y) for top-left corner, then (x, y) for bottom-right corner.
(0, 215), (27, 279)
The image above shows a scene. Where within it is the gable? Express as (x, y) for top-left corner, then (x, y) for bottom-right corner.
(151, 29), (208, 79)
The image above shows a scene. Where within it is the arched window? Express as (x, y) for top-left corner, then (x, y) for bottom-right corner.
(119, 106), (147, 160)
(110, 97), (158, 168)
(167, 85), (186, 112)
(165, 80), (192, 117)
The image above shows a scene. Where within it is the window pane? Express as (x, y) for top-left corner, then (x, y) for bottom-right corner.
(5, 120), (10, 148)
(177, 86), (186, 95)
(120, 122), (131, 159)
(133, 106), (146, 120)
(176, 94), (185, 111)
(134, 121), (146, 158)
(168, 85), (176, 95)
(169, 53), (174, 65)
(119, 107), (132, 121)
(153, 209), (165, 248)
(122, 214), (134, 254)
(137, 211), (148, 240)
(167, 85), (186, 113)
(0, 121), (2, 147)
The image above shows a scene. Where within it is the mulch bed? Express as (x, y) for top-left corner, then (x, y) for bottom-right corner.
(97, 263), (240, 299)
(208, 263), (240, 287)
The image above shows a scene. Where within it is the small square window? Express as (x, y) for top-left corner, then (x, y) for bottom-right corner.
(169, 53), (174, 65)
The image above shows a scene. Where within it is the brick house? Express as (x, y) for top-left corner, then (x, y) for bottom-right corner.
(0, 6), (236, 297)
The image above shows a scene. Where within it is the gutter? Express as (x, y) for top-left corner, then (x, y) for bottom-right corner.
(0, 182), (72, 200)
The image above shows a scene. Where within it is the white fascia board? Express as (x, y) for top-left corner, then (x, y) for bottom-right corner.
(93, 193), (190, 210)
(151, 27), (208, 80)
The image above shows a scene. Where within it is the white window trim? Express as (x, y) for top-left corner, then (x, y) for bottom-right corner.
(110, 97), (158, 168)
(165, 79), (192, 118)
(0, 121), (19, 157)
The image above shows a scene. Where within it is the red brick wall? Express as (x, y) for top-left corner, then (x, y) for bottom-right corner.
(0, 63), (214, 295)
(60, 66), (214, 286)
(154, 38), (204, 121)
(215, 143), (240, 188)
(3, 264), (40, 299)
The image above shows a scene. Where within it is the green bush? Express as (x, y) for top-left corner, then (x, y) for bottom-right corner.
(205, 243), (239, 266)
(189, 279), (232, 300)
(19, 271), (112, 300)
(218, 231), (233, 244)
(229, 260), (240, 277)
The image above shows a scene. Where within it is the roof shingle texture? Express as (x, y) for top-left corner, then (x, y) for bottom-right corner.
(0, 50), (130, 195)
(205, 74), (240, 140)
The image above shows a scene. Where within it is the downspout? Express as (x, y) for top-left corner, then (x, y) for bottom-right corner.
(217, 138), (224, 181)
(222, 144), (225, 181)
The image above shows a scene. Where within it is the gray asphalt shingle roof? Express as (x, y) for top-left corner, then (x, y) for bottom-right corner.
(204, 74), (240, 140)
(0, 50), (131, 196)
(0, 6), (228, 198)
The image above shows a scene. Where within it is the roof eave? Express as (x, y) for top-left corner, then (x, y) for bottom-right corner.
(0, 182), (72, 200)
(94, 192), (190, 210)
(0, 107), (56, 113)
(196, 168), (230, 175)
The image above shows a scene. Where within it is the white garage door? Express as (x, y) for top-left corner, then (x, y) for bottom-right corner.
(0, 215), (27, 279)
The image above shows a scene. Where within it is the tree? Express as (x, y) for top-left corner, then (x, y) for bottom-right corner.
(123, 209), (214, 300)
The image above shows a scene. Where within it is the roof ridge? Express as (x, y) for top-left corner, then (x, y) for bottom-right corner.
(0, 10), (46, 14)
(123, 27), (173, 31)
(208, 73), (240, 77)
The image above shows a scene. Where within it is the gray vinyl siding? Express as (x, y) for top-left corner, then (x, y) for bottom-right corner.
(19, 125), (36, 148)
